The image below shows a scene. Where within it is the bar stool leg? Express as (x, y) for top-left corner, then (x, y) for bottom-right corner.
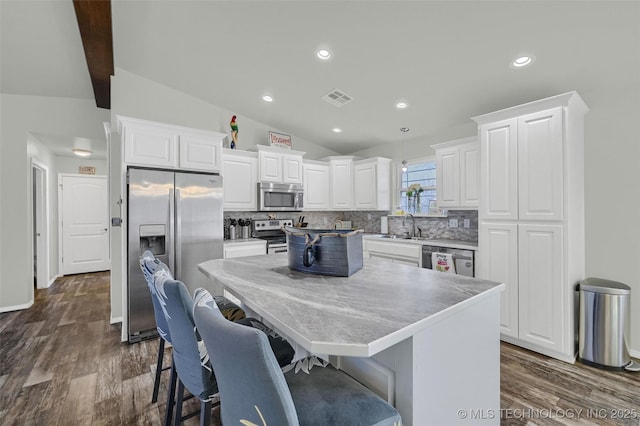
(152, 338), (166, 403)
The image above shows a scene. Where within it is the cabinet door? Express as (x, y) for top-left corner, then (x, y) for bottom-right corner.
(179, 134), (222, 172)
(479, 118), (518, 220)
(459, 142), (479, 207)
(518, 224), (563, 351)
(479, 222), (519, 338)
(222, 154), (258, 210)
(303, 163), (330, 210)
(123, 123), (178, 168)
(518, 107), (563, 221)
(330, 159), (353, 209)
(282, 154), (303, 184)
(259, 151), (282, 183)
(353, 162), (377, 209)
(436, 147), (460, 207)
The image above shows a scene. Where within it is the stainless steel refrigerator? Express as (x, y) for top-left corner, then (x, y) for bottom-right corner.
(127, 167), (223, 342)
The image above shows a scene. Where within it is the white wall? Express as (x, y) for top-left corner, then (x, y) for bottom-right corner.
(0, 94), (109, 311)
(582, 84), (640, 356)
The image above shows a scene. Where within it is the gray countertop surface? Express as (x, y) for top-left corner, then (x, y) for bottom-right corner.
(198, 254), (502, 356)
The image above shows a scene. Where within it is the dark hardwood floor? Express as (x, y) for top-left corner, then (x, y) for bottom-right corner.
(1, 272), (639, 425)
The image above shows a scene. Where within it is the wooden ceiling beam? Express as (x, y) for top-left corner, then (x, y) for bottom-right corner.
(73, 0), (113, 109)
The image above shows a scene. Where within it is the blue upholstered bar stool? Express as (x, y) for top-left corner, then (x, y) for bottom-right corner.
(192, 288), (403, 426)
(139, 252), (179, 426)
(153, 272), (219, 426)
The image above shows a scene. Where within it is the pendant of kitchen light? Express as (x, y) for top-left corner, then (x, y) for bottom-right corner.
(400, 127), (409, 173)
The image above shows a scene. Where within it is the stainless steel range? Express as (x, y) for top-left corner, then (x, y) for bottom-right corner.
(252, 218), (294, 254)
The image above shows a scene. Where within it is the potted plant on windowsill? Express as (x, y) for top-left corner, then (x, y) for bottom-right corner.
(406, 184), (423, 213)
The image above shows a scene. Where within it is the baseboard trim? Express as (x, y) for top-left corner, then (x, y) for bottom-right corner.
(47, 275), (61, 287)
(0, 300), (35, 313)
(501, 335), (577, 364)
(110, 315), (123, 325)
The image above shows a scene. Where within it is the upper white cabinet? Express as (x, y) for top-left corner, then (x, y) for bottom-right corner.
(432, 137), (479, 209)
(256, 145), (304, 184)
(329, 157), (354, 210)
(222, 149), (258, 211)
(478, 108), (563, 221)
(303, 160), (330, 210)
(473, 91), (588, 362)
(353, 158), (391, 211)
(118, 116), (224, 172)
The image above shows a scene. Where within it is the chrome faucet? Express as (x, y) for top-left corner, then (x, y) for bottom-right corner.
(403, 214), (415, 238)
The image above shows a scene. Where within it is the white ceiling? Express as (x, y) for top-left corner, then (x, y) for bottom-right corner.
(2, 1), (639, 157)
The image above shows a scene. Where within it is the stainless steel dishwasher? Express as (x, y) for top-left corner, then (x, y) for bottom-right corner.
(421, 245), (475, 277)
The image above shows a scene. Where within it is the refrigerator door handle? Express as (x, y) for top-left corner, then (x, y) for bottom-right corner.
(174, 187), (182, 280)
(169, 188), (176, 274)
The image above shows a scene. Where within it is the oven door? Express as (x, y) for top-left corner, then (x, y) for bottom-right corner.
(267, 243), (288, 255)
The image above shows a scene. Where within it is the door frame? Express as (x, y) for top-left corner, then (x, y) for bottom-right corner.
(31, 159), (51, 289)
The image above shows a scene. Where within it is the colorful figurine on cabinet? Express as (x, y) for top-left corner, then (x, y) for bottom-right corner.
(230, 115), (238, 149)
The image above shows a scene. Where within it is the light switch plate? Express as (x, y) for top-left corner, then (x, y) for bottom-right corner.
(448, 218), (458, 228)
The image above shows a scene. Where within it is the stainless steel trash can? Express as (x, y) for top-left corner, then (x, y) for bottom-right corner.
(579, 278), (632, 370)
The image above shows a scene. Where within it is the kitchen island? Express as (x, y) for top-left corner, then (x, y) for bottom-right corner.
(198, 254), (503, 425)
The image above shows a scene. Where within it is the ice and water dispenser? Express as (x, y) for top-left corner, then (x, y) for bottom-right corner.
(139, 224), (166, 255)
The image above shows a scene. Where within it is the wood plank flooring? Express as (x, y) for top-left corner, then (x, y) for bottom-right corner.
(1, 272), (639, 425)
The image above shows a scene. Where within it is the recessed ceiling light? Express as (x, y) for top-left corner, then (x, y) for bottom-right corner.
(332, 128), (342, 133)
(511, 55), (535, 68)
(316, 48), (332, 61)
(395, 101), (409, 109)
(262, 95), (273, 102)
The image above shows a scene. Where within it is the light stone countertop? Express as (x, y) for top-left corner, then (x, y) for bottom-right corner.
(198, 254), (502, 357)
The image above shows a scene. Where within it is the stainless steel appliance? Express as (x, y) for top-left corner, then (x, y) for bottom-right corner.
(421, 245), (475, 277)
(257, 182), (304, 212)
(127, 167), (224, 342)
(252, 218), (294, 254)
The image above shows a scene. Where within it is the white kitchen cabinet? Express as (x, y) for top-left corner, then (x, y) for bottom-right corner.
(329, 157), (354, 210)
(223, 239), (267, 258)
(432, 137), (478, 209)
(517, 224), (563, 351)
(363, 239), (421, 267)
(119, 116), (224, 172)
(303, 160), (330, 210)
(353, 158), (391, 211)
(222, 149), (258, 211)
(479, 222), (519, 338)
(473, 91), (588, 363)
(179, 132), (223, 172)
(256, 145), (304, 184)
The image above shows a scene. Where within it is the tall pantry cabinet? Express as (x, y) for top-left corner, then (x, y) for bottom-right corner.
(472, 92), (588, 362)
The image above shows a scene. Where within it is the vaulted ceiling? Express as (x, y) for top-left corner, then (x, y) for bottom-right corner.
(2, 1), (639, 158)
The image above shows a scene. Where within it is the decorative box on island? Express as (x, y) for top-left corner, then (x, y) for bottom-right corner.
(285, 228), (363, 277)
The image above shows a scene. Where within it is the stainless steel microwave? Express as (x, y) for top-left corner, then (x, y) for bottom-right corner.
(257, 182), (304, 211)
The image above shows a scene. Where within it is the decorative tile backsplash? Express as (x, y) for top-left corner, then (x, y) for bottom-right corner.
(224, 210), (478, 242)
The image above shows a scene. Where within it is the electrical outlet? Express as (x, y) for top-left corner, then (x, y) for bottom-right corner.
(463, 219), (470, 228)
(367, 213), (372, 220)
(448, 218), (458, 228)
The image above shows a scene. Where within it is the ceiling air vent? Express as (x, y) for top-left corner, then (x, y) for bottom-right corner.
(322, 89), (354, 108)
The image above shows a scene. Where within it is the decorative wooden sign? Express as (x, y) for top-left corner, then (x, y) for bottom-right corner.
(269, 131), (292, 149)
(79, 166), (96, 175)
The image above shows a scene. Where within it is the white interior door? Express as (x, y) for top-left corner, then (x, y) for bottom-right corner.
(60, 175), (110, 275)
